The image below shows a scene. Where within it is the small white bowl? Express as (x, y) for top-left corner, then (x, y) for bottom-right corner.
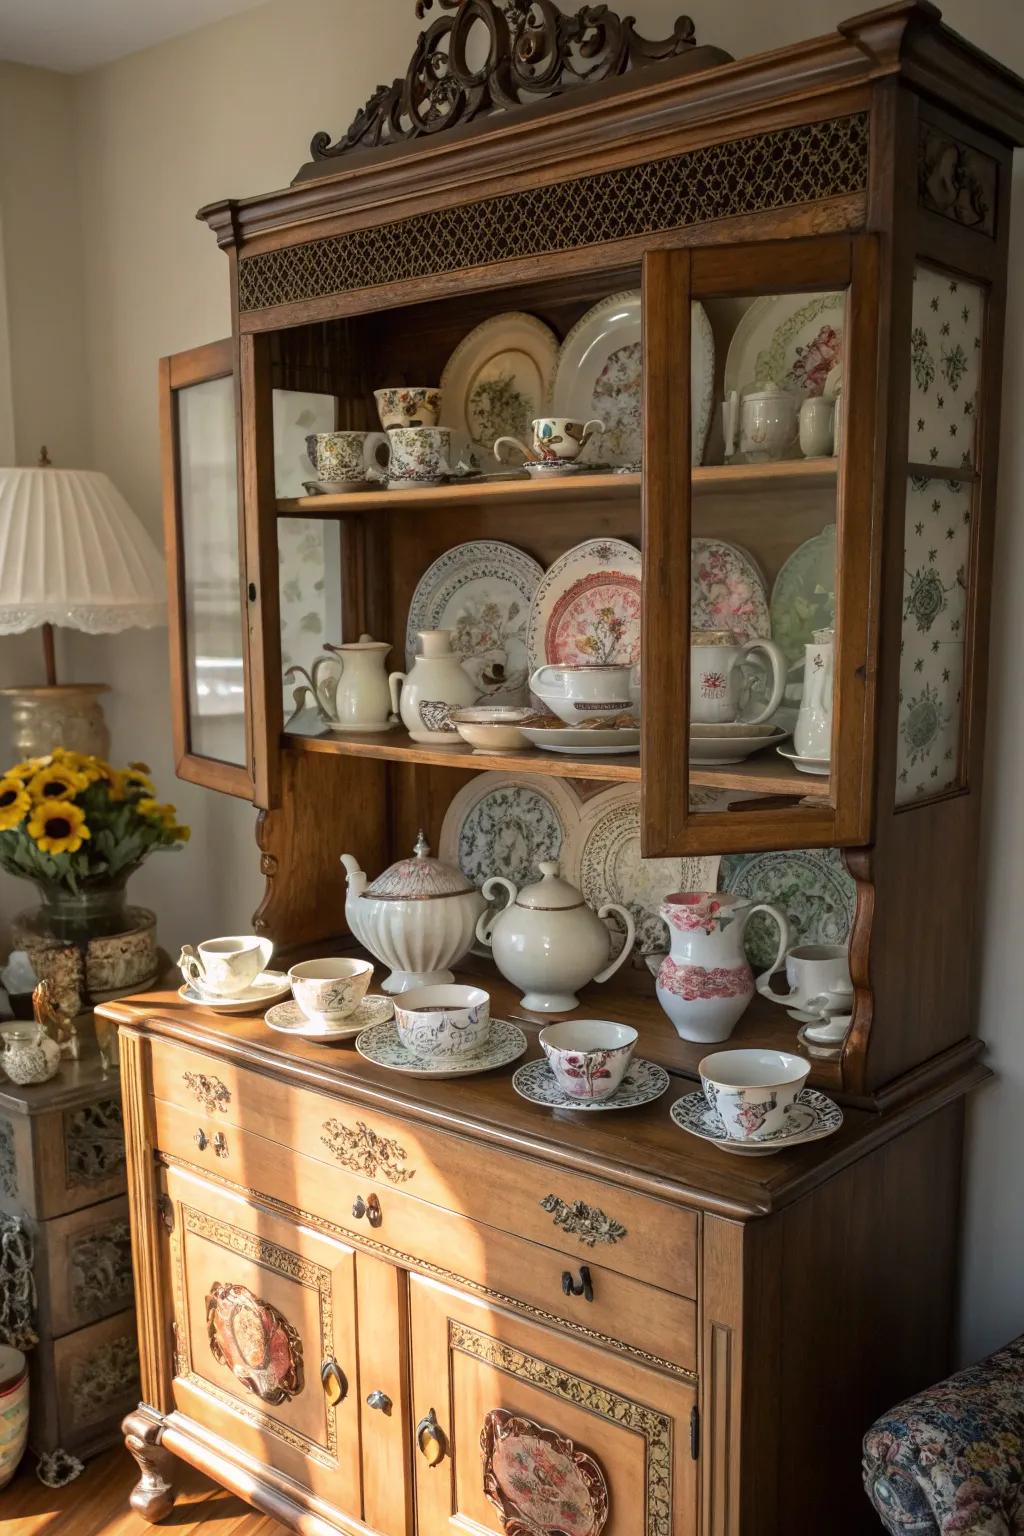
(394, 984), (491, 1061)
(699, 1048), (810, 1141)
(288, 957), (374, 1023)
(539, 1019), (637, 1102)
(452, 707), (533, 752)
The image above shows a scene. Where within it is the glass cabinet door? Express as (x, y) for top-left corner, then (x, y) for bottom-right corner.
(641, 235), (880, 856)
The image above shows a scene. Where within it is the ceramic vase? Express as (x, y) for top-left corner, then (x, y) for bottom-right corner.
(654, 893), (790, 1044)
(0, 1348), (28, 1491)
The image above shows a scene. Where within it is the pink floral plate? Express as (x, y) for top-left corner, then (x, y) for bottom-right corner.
(723, 291), (845, 399)
(526, 537), (641, 672)
(691, 538), (770, 643)
(670, 1087), (842, 1155)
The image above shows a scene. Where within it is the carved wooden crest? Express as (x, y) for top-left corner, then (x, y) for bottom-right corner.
(295, 0), (728, 181)
(482, 1408), (609, 1536)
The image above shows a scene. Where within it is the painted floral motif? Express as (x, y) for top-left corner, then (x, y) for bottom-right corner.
(590, 341), (642, 462)
(671, 1088), (843, 1147)
(657, 957), (753, 1001)
(456, 783), (565, 890)
(702, 1087), (778, 1138)
(662, 894), (724, 933)
(863, 1334), (1024, 1535)
(279, 519), (342, 711)
(527, 539), (641, 673)
(691, 538), (771, 644)
(548, 1048), (625, 1100)
(769, 525), (836, 666)
(907, 266), (983, 469)
(750, 294), (845, 396)
(467, 369), (532, 449)
(720, 848), (855, 969)
(374, 386), (441, 429)
(356, 1018), (527, 1077)
(206, 1281), (304, 1406)
(482, 1410), (610, 1536)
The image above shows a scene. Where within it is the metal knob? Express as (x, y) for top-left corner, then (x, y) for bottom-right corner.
(561, 1265), (594, 1302)
(367, 1390), (393, 1415)
(352, 1193), (382, 1228)
(194, 1128), (208, 1151)
(213, 1132), (228, 1158)
(416, 1408), (447, 1467)
(321, 1358), (348, 1407)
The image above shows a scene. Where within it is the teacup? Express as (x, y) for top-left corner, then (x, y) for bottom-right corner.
(288, 957), (374, 1023)
(495, 416), (603, 465)
(385, 427), (468, 488)
(700, 1048), (810, 1141)
(529, 662), (634, 725)
(179, 935), (273, 998)
(756, 943), (851, 1013)
(305, 430), (389, 486)
(393, 985), (490, 1061)
(374, 387), (442, 431)
(798, 396), (835, 458)
(539, 1019), (637, 1102)
(690, 631), (787, 727)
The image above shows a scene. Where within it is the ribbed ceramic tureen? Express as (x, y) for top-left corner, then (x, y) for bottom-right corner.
(341, 832), (485, 993)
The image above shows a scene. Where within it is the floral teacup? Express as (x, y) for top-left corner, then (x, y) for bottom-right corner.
(288, 958), (374, 1023)
(386, 427), (470, 487)
(374, 387), (442, 430)
(539, 1019), (637, 1102)
(393, 985), (490, 1061)
(305, 430), (389, 485)
(699, 1048), (810, 1141)
(495, 416), (604, 464)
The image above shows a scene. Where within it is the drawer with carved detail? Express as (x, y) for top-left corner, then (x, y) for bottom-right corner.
(29, 1307), (141, 1457)
(151, 1094), (697, 1377)
(30, 1194), (134, 1338)
(153, 1039), (697, 1299)
(0, 1092), (126, 1220)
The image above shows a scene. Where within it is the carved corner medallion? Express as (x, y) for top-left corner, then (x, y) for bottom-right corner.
(482, 1409), (609, 1536)
(206, 1281), (304, 1405)
(320, 1117), (415, 1183)
(540, 1194), (627, 1247)
(918, 123), (996, 236)
(183, 1071), (231, 1114)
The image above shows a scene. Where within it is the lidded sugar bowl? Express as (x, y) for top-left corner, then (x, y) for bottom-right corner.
(340, 832), (485, 993)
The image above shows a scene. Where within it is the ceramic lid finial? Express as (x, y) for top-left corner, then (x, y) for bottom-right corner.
(538, 860), (559, 877)
(414, 830), (431, 859)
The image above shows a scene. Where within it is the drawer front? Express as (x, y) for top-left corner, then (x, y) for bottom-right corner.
(154, 1038), (696, 1299)
(33, 1195), (133, 1336)
(153, 1095), (696, 1378)
(31, 1309), (141, 1456)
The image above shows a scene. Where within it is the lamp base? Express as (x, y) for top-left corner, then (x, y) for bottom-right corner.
(0, 684), (111, 759)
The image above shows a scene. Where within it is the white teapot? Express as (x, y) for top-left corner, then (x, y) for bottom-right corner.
(475, 860), (636, 1012)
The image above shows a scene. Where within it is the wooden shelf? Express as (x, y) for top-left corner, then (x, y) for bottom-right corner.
(276, 459), (837, 515)
(284, 726), (830, 797)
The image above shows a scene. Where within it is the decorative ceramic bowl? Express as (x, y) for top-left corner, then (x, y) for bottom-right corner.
(393, 984), (491, 1061)
(288, 957), (374, 1023)
(451, 707), (533, 751)
(374, 386), (442, 430)
(0, 1347), (28, 1490)
(538, 1019), (637, 1102)
(698, 1048), (811, 1141)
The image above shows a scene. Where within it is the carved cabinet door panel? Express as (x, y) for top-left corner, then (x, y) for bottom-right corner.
(409, 1274), (697, 1536)
(161, 1164), (361, 1521)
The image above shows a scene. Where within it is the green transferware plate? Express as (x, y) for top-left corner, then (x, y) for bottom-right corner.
(769, 524), (837, 667)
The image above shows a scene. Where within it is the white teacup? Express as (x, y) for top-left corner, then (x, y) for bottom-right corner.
(690, 630), (787, 726)
(393, 984), (490, 1061)
(539, 1019), (637, 1102)
(179, 936), (273, 998)
(756, 943), (851, 1013)
(700, 1048), (810, 1141)
(288, 958), (374, 1023)
(495, 416), (603, 465)
(529, 662), (633, 725)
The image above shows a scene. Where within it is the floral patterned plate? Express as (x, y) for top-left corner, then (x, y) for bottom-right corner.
(769, 524), (837, 668)
(691, 538), (770, 643)
(264, 995), (394, 1040)
(670, 1088), (843, 1156)
(406, 540), (544, 704)
(355, 1017), (527, 1078)
(724, 291), (845, 398)
(512, 1056), (669, 1111)
(718, 847), (856, 970)
(439, 773), (577, 895)
(553, 291), (714, 466)
(440, 313), (559, 470)
(526, 537), (641, 671)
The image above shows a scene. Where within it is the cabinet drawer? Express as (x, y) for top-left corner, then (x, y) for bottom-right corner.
(154, 1038), (697, 1299)
(31, 1195), (133, 1337)
(153, 1095), (696, 1377)
(30, 1308), (140, 1457)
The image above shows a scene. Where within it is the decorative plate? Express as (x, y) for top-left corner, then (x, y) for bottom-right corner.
(907, 266), (983, 471)
(724, 291), (845, 398)
(718, 847), (856, 970)
(264, 995), (394, 1039)
(520, 725), (640, 755)
(526, 537), (641, 671)
(439, 774), (577, 896)
(689, 727), (787, 765)
(512, 1056), (669, 1111)
(553, 291), (714, 466)
(670, 1087), (843, 1156)
(405, 540), (544, 704)
(355, 1017), (527, 1078)
(769, 524), (837, 667)
(691, 537), (770, 643)
(177, 971), (291, 1014)
(571, 785), (720, 958)
(440, 313), (559, 469)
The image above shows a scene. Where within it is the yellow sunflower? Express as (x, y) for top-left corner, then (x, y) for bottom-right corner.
(138, 797), (176, 826)
(128, 760), (152, 774)
(0, 777), (31, 831)
(28, 800), (91, 855)
(7, 756), (49, 781)
(28, 764), (87, 801)
(72, 753), (112, 785)
(122, 767), (155, 795)
(171, 824), (191, 843)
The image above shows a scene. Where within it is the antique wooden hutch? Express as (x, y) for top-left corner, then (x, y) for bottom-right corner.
(103, 4), (1024, 1532)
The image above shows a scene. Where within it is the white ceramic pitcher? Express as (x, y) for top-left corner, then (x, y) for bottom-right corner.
(323, 635), (394, 732)
(794, 627), (834, 760)
(654, 892), (790, 1044)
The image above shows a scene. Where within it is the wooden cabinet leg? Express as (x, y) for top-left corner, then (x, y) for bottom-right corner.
(123, 1408), (177, 1522)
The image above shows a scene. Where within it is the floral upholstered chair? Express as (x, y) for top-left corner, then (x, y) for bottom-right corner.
(863, 1335), (1024, 1533)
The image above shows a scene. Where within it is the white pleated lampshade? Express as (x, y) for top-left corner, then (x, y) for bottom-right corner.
(0, 466), (166, 635)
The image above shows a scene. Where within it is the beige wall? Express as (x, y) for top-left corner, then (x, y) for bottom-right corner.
(0, 0), (1020, 1363)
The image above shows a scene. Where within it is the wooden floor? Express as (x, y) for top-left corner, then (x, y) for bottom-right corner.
(0, 1446), (288, 1535)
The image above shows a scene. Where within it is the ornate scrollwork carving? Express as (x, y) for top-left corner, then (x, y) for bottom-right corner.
(206, 1281), (305, 1406)
(182, 1071), (231, 1114)
(918, 124), (996, 236)
(300, 0), (721, 176)
(64, 1099), (125, 1187)
(540, 1193), (627, 1246)
(321, 1117), (415, 1183)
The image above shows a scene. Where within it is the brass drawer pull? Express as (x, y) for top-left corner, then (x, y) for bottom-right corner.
(213, 1131), (228, 1158)
(562, 1265), (594, 1302)
(416, 1408), (447, 1467)
(367, 1389), (393, 1415)
(321, 1358), (349, 1407)
(351, 1193), (382, 1228)
(194, 1129), (208, 1151)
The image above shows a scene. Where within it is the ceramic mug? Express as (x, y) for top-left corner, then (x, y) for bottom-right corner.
(699, 1048), (811, 1141)
(756, 943), (851, 1013)
(529, 662), (634, 725)
(798, 396), (835, 458)
(179, 935), (273, 997)
(305, 430), (389, 485)
(385, 427), (469, 487)
(288, 957), (374, 1023)
(690, 631), (787, 726)
(393, 984), (491, 1061)
(539, 1019), (637, 1102)
(374, 386), (442, 430)
(495, 416), (604, 464)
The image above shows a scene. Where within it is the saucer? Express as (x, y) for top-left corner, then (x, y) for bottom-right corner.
(670, 1088), (843, 1156)
(302, 479), (383, 496)
(511, 1057), (669, 1111)
(520, 725), (640, 756)
(689, 726), (787, 765)
(265, 995), (394, 1040)
(777, 745), (830, 776)
(522, 461), (583, 478)
(355, 1017), (527, 1078)
(178, 970), (291, 1014)
(797, 1023), (846, 1060)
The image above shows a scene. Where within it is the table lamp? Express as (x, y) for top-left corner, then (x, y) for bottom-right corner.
(0, 449), (166, 758)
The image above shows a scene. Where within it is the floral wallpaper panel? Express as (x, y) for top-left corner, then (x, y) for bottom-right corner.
(907, 266), (984, 470)
(279, 518), (343, 709)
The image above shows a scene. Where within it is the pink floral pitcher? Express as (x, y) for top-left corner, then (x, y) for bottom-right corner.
(655, 892), (789, 1044)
